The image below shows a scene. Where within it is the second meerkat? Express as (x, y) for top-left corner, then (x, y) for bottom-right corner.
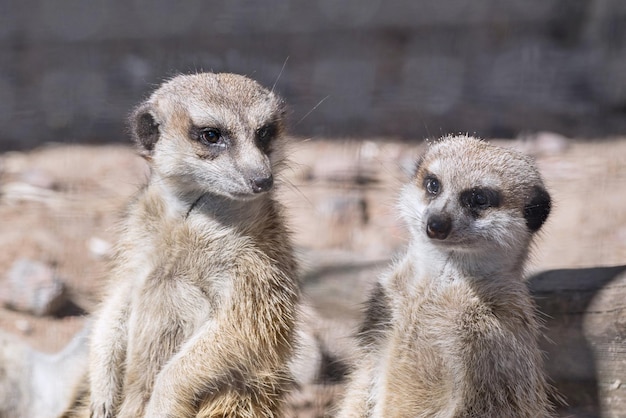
(87, 73), (299, 418)
(338, 135), (555, 417)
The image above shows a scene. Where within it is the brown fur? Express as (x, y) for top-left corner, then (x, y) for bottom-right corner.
(337, 135), (555, 418)
(71, 73), (300, 418)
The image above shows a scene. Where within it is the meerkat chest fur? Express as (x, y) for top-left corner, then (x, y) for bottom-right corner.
(122, 182), (289, 303)
(119, 179), (298, 367)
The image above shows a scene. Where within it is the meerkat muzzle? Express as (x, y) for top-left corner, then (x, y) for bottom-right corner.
(426, 213), (452, 240)
(250, 174), (274, 193)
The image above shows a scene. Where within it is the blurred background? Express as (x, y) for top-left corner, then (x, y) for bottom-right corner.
(0, 0), (625, 150)
(1, 2), (626, 417)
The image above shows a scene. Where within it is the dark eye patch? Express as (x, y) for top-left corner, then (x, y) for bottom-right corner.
(256, 122), (278, 152)
(257, 123), (276, 141)
(460, 187), (501, 213)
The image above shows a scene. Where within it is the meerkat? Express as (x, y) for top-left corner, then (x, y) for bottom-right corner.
(337, 135), (555, 418)
(75, 72), (301, 418)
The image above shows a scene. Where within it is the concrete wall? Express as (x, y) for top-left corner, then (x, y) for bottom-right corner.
(0, 0), (625, 150)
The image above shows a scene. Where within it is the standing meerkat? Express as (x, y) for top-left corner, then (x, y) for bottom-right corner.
(85, 73), (300, 418)
(337, 135), (555, 417)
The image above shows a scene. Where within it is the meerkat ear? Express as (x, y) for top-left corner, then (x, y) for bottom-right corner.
(409, 155), (425, 178)
(524, 186), (551, 232)
(130, 102), (160, 156)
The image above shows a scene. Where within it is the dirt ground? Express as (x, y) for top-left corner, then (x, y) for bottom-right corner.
(0, 135), (625, 415)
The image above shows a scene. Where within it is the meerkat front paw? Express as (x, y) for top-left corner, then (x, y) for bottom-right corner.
(89, 403), (114, 418)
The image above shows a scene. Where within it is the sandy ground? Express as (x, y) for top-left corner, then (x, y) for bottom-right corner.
(0, 135), (625, 415)
(0, 138), (626, 351)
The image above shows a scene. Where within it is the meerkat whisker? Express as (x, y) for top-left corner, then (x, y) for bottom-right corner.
(271, 56), (289, 94)
(295, 96), (330, 126)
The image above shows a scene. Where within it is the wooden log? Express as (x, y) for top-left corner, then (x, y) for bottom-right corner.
(305, 258), (626, 417)
(530, 265), (626, 418)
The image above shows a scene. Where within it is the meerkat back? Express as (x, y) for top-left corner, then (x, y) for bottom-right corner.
(338, 135), (556, 418)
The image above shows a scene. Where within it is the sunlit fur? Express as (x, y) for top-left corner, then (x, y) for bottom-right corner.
(337, 135), (555, 418)
(69, 73), (300, 418)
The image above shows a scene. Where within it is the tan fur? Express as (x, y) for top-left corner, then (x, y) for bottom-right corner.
(74, 73), (300, 418)
(338, 135), (555, 417)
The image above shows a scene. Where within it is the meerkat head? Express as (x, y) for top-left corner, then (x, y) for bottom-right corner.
(400, 135), (551, 260)
(130, 72), (287, 200)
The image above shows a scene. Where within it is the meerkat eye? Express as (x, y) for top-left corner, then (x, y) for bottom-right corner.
(199, 128), (221, 145)
(424, 176), (440, 195)
(472, 191), (488, 207)
(461, 187), (501, 211)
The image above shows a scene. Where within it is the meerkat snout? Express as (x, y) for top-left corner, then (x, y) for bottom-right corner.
(426, 212), (452, 240)
(250, 173), (274, 193)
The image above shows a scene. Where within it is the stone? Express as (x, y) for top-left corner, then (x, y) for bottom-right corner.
(87, 236), (112, 259)
(0, 326), (90, 418)
(1, 259), (68, 316)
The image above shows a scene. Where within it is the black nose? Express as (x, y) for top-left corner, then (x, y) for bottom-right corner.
(426, 214), (452, 240)
(250, 175), (274, 193)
